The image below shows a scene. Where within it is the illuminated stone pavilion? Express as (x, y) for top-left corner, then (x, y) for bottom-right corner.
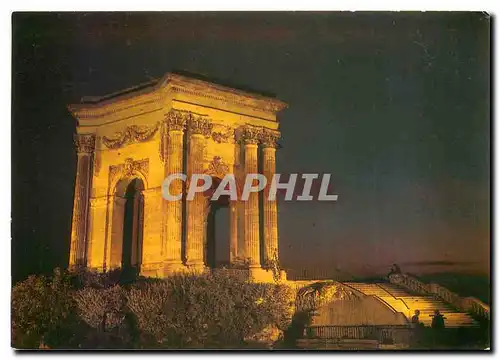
(68, 72), (287, 281)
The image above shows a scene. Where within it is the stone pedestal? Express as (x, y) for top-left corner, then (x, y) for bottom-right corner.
(249, 267), (275, 282)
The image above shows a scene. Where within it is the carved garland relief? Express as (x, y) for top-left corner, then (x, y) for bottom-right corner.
(97, 111), (279, 173)
(204, 156), (230, 179)
(108, 158), (149, 195)
(211, 125), (235, 144)
(102, 123), (159, 149)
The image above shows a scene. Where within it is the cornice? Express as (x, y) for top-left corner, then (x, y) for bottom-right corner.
(164, 73), (288, 114)
(68, 91), (165, 122)
(67, 72), (288, 123)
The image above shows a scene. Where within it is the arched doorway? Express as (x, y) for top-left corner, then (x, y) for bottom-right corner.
(205, 177), (230, 268)
(109, 177), (145, 276)
(121, 178), (144, 275)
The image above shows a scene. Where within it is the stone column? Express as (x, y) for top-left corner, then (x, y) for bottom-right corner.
(106, 195), (126, 270)
(240, 127), (261, 268)
(141, 187), (164, 277)
(87, 196), (108, 270)
(186, 115), (212, 271)
(130, 192), (143, 267)
(261, 130), (280, 266)
(163, 112), (186, 272)
(229, 200), (238, 263)
(69, 134), (95, 268)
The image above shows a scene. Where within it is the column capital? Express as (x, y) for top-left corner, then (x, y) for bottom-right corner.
(160, 111), (186, 164)
(237, 125), (262, 145)
(260, 129), (281, 149)
(74, 133), (96, 154)
(188, 113), (213, 137)
(165, 110), (187, 132)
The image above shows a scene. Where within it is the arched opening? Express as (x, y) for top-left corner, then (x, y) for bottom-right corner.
(205, 177), (230, 268)
(120, 178), (144, 276)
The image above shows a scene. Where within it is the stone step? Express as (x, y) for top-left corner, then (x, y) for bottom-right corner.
(341, 281), (479, 328)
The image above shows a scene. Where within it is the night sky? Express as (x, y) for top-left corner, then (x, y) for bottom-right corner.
(12, 12), (490, 283)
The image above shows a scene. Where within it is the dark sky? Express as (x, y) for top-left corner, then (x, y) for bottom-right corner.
(12, 12), (490, 283)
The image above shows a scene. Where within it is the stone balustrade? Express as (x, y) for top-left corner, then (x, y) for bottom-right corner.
(307, 325), (412, 346)
(389, 273), (490, 320)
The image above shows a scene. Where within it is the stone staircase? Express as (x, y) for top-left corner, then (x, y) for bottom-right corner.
(342, 281), (478, 328)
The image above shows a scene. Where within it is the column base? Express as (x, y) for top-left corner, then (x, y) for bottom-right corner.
(249, 267), (279, 283)
(209, 267), (287, 283)
(163, 262), (188, 277)
(68, 264), (88, 273)
(185, 262), (208, 275)
(140, 262), (164, 278)
(280, 270), (288, 282)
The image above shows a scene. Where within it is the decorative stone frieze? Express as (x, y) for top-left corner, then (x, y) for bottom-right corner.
(108, 158), (149, 191)
(212, 125), (234, 144)
(102, 123), (159, 149)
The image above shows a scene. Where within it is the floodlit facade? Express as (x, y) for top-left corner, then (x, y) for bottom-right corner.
(68, 73), (287, 281)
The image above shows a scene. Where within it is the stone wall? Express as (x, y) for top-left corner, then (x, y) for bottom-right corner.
(311, 296), (408, 326)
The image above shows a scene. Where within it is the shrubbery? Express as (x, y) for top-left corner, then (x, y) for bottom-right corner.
(11, 268), (78, 348)
(11, 268), (294, 349)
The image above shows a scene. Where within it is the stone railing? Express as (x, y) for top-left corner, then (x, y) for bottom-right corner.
(339, 282), (412, 319)
(389, 273), (490, 320)
(462, 297), (490, 321)
(285, 268), (340, 281)
(427, 282), (461, 310)
(306, 325), (412, 346)
(388, 273), (431, 294)
(375, 283), (412, 318)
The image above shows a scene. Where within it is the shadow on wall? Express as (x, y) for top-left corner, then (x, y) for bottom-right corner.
(311, 297), (408, 326)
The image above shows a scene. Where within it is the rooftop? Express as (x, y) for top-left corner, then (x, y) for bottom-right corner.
(77, 71), (284, 108)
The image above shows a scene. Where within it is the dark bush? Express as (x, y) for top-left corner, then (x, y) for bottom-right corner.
(11, 268), (294, 349)
(11, 268), (78, 348)
(126, 270), (293, 348)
